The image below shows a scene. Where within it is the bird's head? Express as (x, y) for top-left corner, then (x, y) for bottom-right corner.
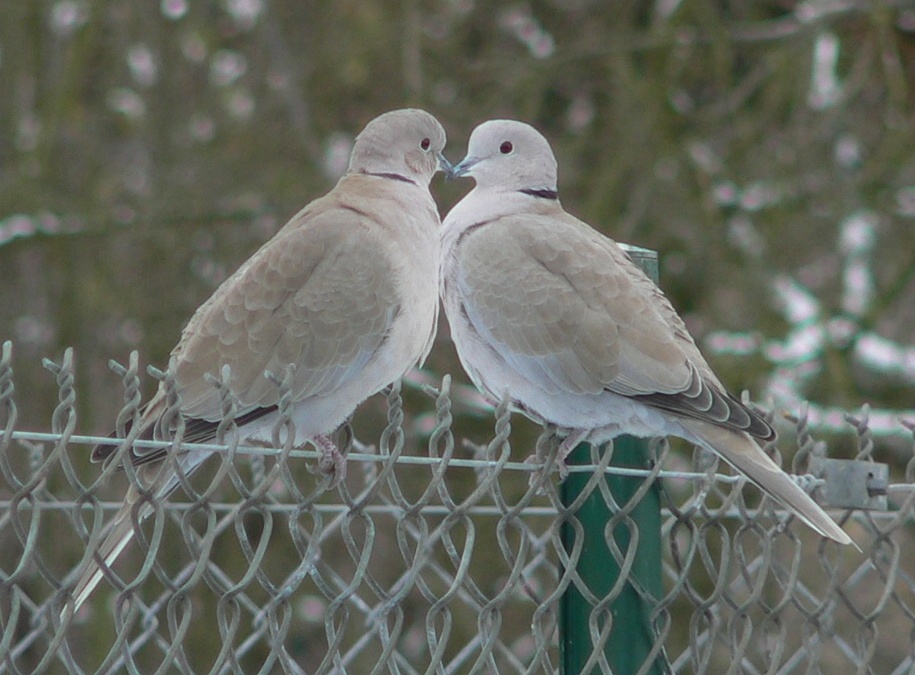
(349, 108), (450, 186)
(446, 120), (558, 194)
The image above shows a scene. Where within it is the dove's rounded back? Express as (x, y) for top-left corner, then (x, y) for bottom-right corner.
(348, 108), (447, 186)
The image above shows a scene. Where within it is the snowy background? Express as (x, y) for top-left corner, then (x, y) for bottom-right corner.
(1, 2), (913, 464)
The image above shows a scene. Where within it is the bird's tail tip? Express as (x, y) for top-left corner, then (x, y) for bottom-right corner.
(815, 519), (860, 551)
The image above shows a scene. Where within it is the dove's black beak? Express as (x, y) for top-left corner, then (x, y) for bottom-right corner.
(446, 156), (479, 182)
(437, 152), (454, 178)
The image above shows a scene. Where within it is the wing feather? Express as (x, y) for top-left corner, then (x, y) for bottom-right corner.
(455, 209), (773, 441)
(173, 203), (399, 421)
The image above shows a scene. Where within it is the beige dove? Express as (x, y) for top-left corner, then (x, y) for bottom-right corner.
(440, 119), (851, 546)
(69, 109), (449, 612)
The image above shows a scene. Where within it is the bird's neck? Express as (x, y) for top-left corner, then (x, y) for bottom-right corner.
(443, 185), (560, 233)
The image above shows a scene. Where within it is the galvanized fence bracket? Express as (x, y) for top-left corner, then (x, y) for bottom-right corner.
(810, 457), (889, 510)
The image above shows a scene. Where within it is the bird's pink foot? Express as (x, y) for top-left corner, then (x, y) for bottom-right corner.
(310, 434), (346, 486)
(527, 429), (589, 487)
(555, 430), (589, 472)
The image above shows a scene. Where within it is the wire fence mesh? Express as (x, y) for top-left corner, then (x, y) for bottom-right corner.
(1, 342), (914, 674)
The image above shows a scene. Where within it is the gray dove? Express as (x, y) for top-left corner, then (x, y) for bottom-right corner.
(440, 119), (851, 546)
(69, 108), (450, 612)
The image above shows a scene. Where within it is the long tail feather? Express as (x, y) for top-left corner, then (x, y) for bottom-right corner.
(66, 449), (212, 615)
(69, 493), (153, 612)
(679, 419), (855, 547)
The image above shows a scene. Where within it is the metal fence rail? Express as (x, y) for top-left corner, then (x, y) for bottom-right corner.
(1, 342), (914, 674)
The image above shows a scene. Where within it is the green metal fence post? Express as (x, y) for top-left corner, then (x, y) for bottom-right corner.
(559, 246), (667, 675)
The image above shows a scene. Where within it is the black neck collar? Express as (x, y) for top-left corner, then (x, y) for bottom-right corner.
(361, 170), (417, 185)
(519, 188), (558, 200)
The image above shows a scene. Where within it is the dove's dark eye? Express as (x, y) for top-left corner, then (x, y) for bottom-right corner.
(420, 138), (431, 151)
(500, 141), (513, 154)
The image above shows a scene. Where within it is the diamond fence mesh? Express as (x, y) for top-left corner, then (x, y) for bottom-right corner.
(1, 342), (914, 674)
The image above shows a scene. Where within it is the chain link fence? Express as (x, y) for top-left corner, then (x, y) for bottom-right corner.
(1, 341), (914, 674)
